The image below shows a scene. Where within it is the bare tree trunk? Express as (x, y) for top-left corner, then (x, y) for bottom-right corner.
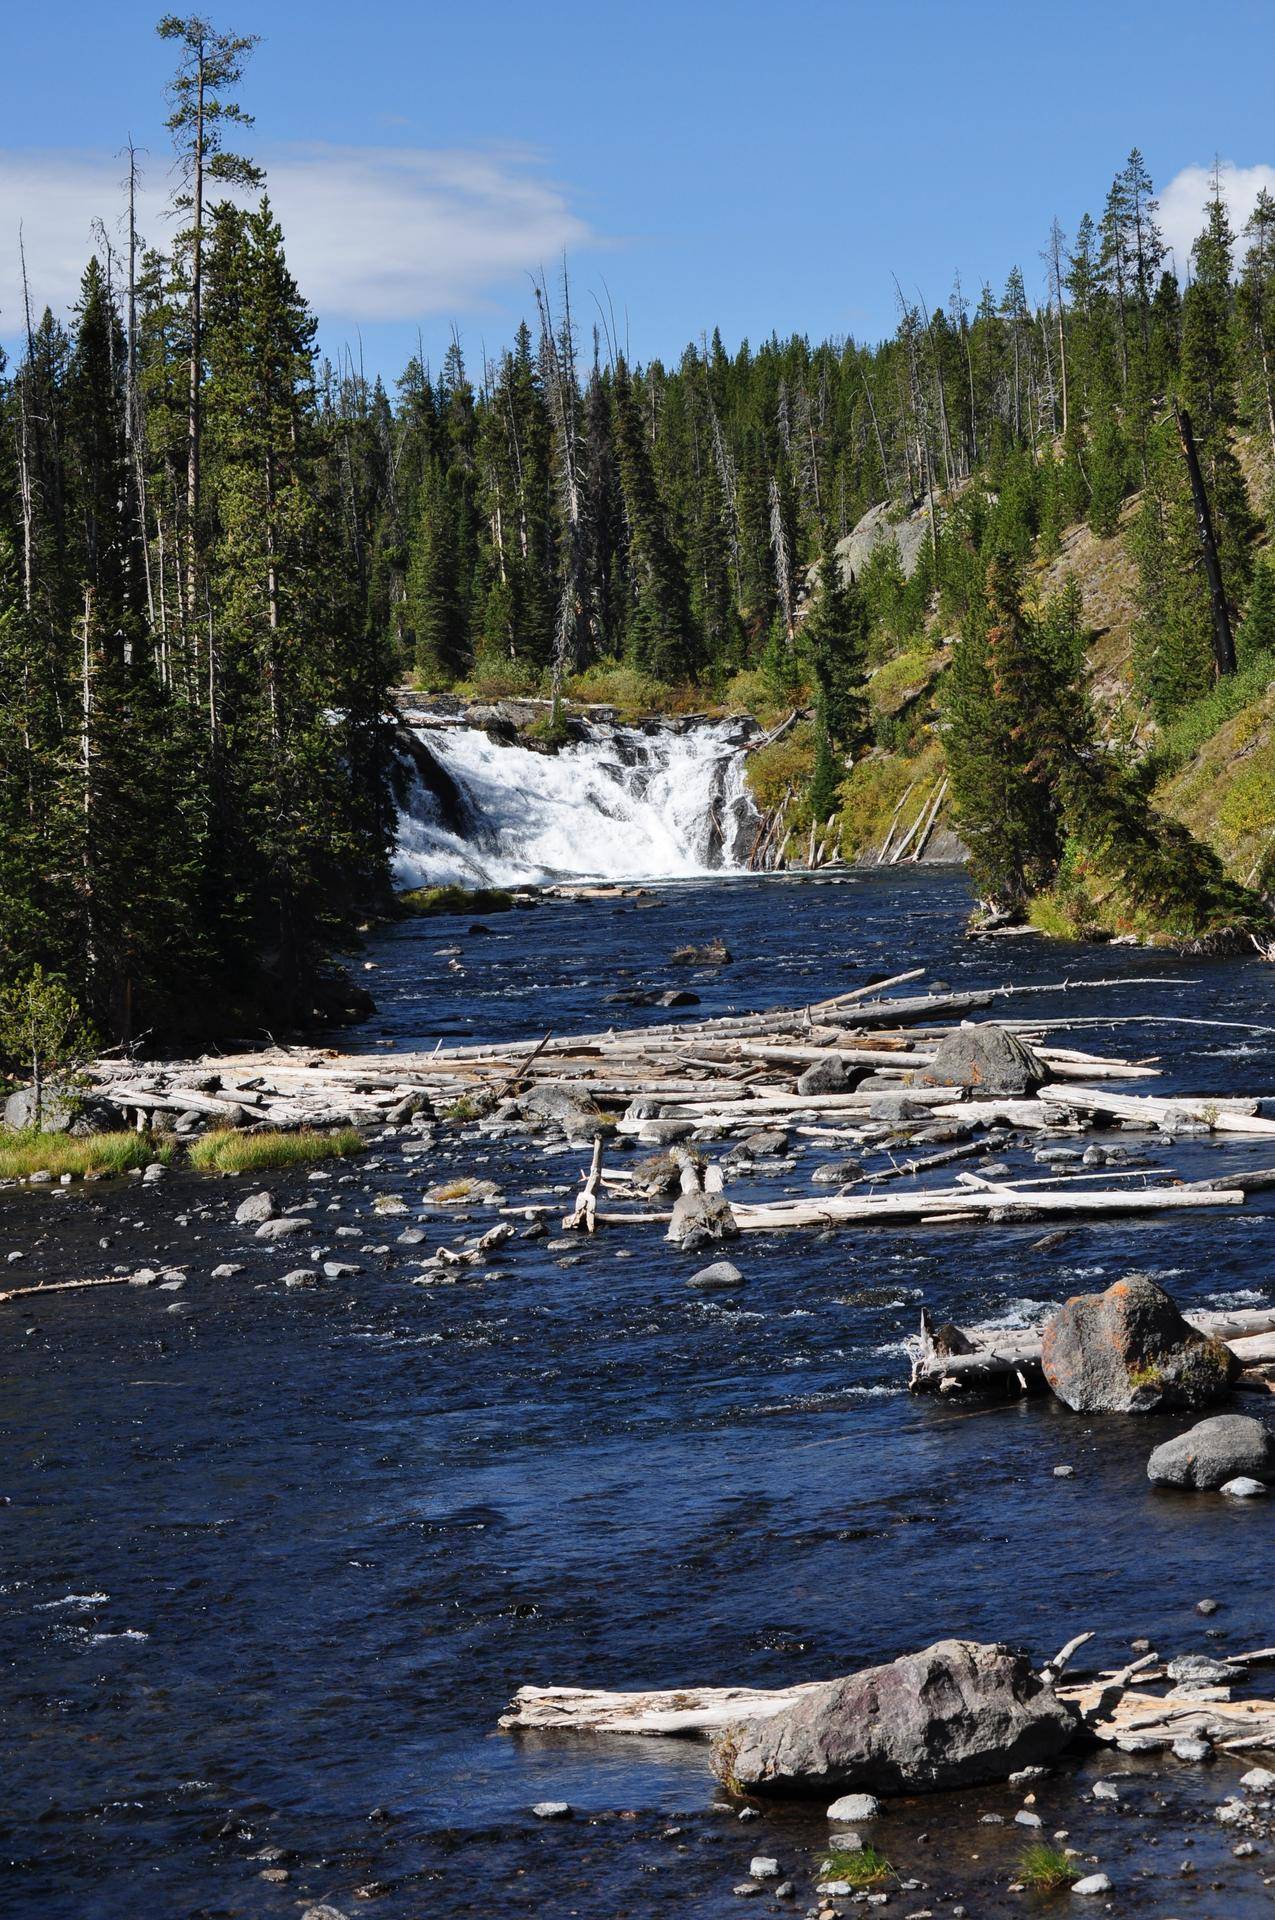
(186, 45), (206, 642)
(768, 476), (794, 640)
(1176, 407), (1236, 677)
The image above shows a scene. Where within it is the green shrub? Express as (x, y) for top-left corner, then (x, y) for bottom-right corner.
(398, 885), (517, 917)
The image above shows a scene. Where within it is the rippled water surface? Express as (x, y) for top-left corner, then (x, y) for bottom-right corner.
(4, 870), (1275, 1917)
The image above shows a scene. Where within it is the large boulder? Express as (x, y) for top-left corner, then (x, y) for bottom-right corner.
(797, 1057), (863, 1097)
(921, 1024), (1045, 1097)
(1148, 1414), (1275, 1490)
(1041, 1275), (1238, 1414)
(721, 1640), (1080, 1797)
(517, 1086), (605, 1140)
(4, 1083), (80, 1133)
(667, 1191), (738, 1252)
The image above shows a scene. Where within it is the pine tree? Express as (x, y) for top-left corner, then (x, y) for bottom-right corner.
(804, 524), (869, 755)
(1179, 183), (1255, 599)
(407, 459), (466, 685)
(1236, 554), (1275, 663)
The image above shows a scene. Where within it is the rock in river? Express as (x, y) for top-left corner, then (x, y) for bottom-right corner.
(720, 1640), (1080, 1797)
(667, 1192), (738, 1253)
(1041, 1275), (1237, 1414)
(235, 1190), (275, 1226)
(1147, 1414), (1275, 1490)
(921, 1023), (1045, 1096)
(256, 1216), (313, 1242)
(796, 1057), (863, 1096)
(687, 1259), (744, 1290)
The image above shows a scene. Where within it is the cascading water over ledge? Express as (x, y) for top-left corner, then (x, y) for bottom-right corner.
(392, 714), (759, 888)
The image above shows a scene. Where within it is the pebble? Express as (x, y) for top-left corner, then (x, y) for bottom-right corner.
(1071, 1874), (1112, 1896)
(1242, 1767), (1275, 1791)
(749, 1856), (780, 1878)
(826, 1792), (880, 1822)
(531, 1801), (571, 1819)
(732, 1883), (763, 1897)
(773, 1881), (795, 1900)
(1014, 1810), (1042, 1828)
(1053, 1464), (1075, 1478)
(323, 1261), (362, 1278)
(1234, 1841), (1257, 1857)
(282, 1270), (317, 1288)
(211, 1264), (243, 1279)
(1197, 1597), (1220, 1615)
(1216, 1799), (1247, 1824)
(397, 1228), (427, 1245)
(1222, 1476), (1268, 1497)
(1173, 1737), (1213, 1762)
(1092, 1781), (1119, 1802)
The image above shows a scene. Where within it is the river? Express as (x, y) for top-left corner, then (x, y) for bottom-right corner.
(4, 868), (1275, 1917)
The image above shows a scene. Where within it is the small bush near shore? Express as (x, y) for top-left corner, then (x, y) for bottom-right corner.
(0, 1129), (169, 1180)
(1017, 1843), (1080, 1892)
(399, 885), (517, 917)
(189, 1127), (364, 1174)
(819, 1845), (892, 1887)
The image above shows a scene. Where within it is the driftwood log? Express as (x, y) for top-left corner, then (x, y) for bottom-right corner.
(909, 1304), (1275, 1395)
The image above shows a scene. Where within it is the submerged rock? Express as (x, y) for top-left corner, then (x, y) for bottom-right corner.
(921, 1023), (1045, 1096)
(720, 1639), (1079, 1797)
(1147, 1415), (1275, 1490)
(811, 1157), (863, 1185)
(670, 939), (731, 966)
(1041, 1275), (1237, 1414)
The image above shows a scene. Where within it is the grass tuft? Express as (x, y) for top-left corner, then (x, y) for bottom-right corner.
(1017, 1842), (1080, 1893)
(189, 1127), (364, 1174)
(0, 1128), (171, 1180)
(819, 1844), (892, 1886)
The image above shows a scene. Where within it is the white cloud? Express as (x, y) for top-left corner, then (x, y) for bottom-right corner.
(0, 142), (594, 332)
(1159, 160), (1275, 275)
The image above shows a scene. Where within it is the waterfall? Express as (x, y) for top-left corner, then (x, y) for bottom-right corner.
(393, 717), (758, 888)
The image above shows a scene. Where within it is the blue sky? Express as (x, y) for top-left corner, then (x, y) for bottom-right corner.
(3, 0), (1275, 380)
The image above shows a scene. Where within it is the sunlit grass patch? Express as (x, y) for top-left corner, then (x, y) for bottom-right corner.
(398, 884), (517, 917)
(0, 1129), (169, 1180)
(818, 1844), (892, 1886)
(1017, 1842), (1080, 1892)
(189, 1127), (364, 1174)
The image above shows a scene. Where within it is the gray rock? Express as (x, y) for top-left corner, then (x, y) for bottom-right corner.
(721, 1640), (1080, 1797)
(667, 1191), (738, 1253)
(1148, 1415), (1275, 1490)
(301, 1907), (351, 1920)
(687, 1260), (745, 1290)
(1092, 1780), (1119, 1801)
(256, 1216), (312, 1241)
(397, 1227), (427, 1245)
(749, 1856), (781, 1878)
(531, 1801), (571, 1819)
(826, 1793), (880, 1822)
(282, 1270), (316, 1287)
(921, 1024), (1046, 1097)
(323, 1261), (361, 1278)
(836, 499), (930, 586)
(211, 1263), (243, 1279)
(797, 1057), (862, 1097)
(637, 1118), (698, 1145)
(811, 1157), (863, 1186)
(1222, 1475), (1269, 1497)
(4, 1083), (79, 1132)
(1072, 1875), (1112, 1896)
(1241, 1766), (1275, 1791)
(868, 1093), (936, 1124)
(1014, 1809), (1042, 1827)
(1167, 1654), (1243, 1686)
(743, 1128), (789, 1155)
(1041, 1275), (1238, 1414)
(235, 1190), (276, 1225)
(519, 1086), (605, 1139)
(1173, 1736), (1213, 1762)
(143, 1162), (166, 1182)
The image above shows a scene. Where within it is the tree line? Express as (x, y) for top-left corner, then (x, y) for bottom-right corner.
(3, 15), (1273, 1051)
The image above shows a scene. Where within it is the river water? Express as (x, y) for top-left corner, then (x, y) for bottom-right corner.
(4, 869), (1275, 1918)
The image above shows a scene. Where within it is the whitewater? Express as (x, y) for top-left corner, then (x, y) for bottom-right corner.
(393, 717), (758, 888)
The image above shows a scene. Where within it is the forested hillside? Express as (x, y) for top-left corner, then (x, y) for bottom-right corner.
(2, 17), (1272, 1058)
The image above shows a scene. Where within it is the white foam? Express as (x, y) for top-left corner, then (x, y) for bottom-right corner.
(394, 720), (755, 887)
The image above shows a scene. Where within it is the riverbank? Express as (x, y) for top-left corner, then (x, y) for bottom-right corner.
(5, 871), (1275, 1918)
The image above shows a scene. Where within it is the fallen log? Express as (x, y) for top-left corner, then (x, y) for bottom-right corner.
(731, 1183), (1244, 1235)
